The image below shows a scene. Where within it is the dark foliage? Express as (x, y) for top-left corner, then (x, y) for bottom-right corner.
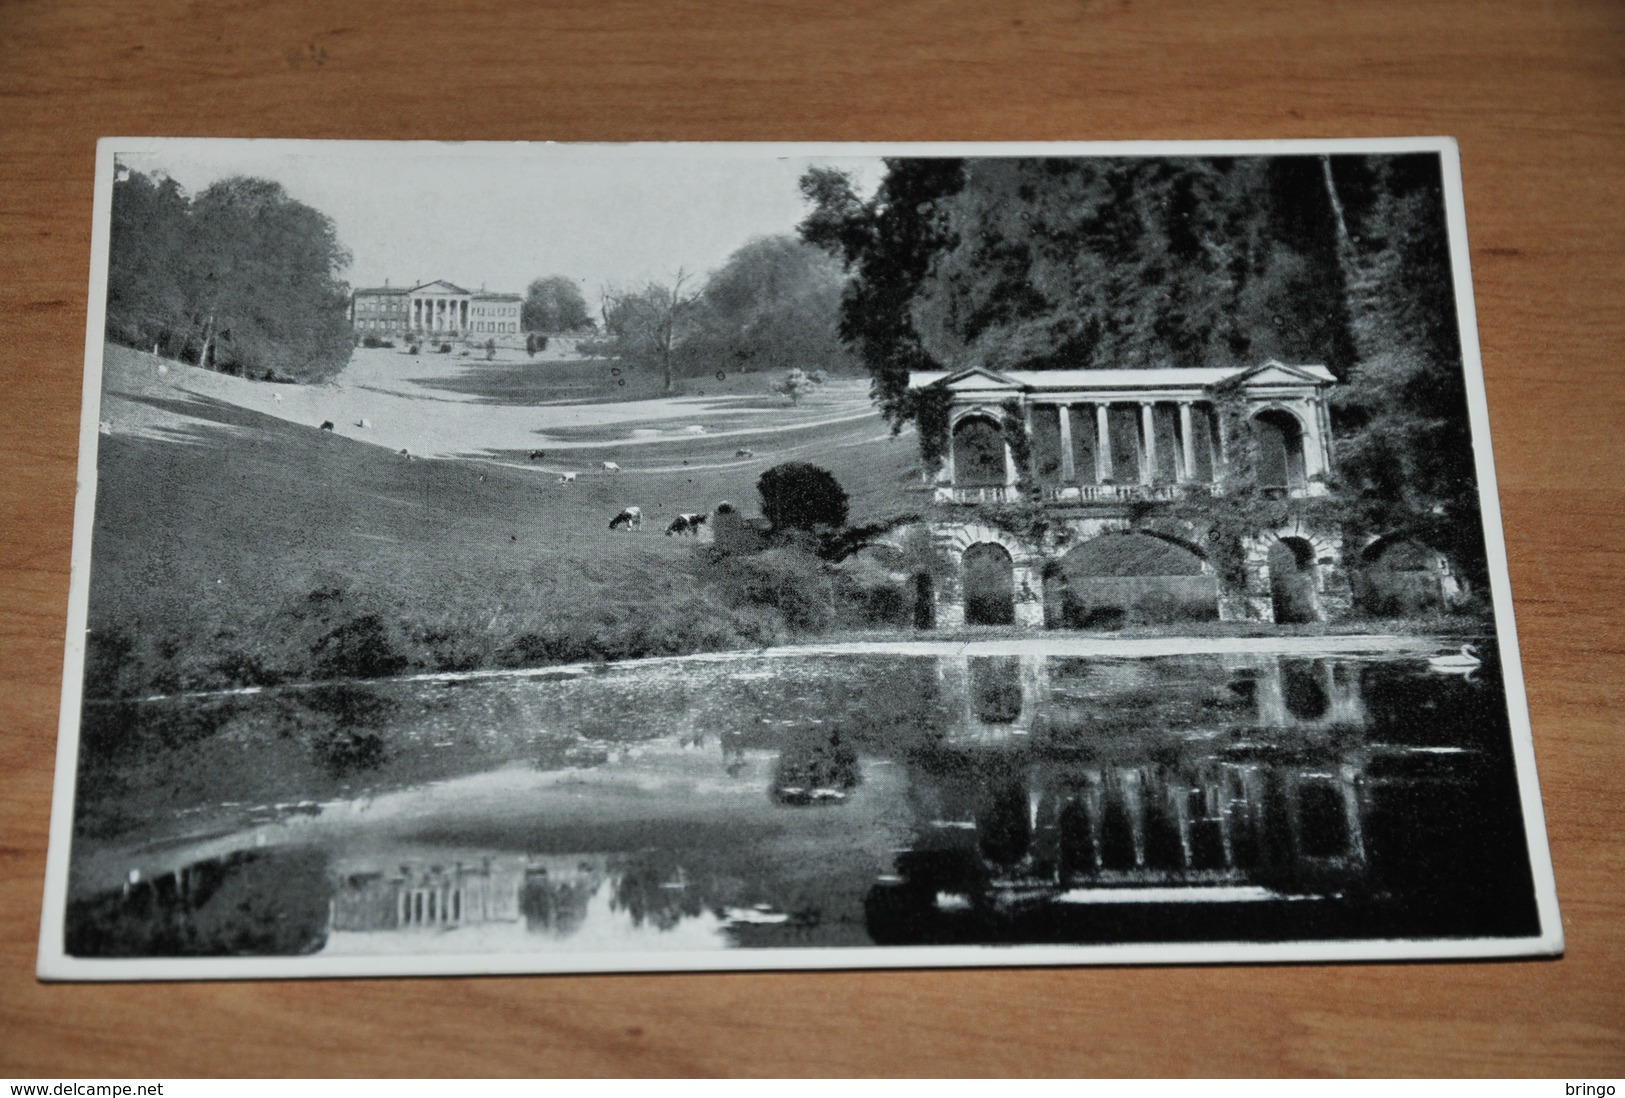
(521, 275), (594, 333)
(106, 169), (354, 382)
(798, 159), (967, 430)
(757, 462), (851, 531)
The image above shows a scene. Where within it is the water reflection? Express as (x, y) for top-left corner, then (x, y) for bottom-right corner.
(64, 647), (1539, 956)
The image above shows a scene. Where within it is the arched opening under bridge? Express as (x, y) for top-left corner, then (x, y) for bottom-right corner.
(1045, 532), (1218, 629)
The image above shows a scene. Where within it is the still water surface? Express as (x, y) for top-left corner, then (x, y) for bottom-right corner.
(66, 643), (1540, 957)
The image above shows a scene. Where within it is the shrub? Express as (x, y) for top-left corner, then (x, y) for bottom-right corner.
(728, 549), (834, 632)
(438, 342), (452, 354)
(758, 462), (849, 531)
(408, 344), (420, 355)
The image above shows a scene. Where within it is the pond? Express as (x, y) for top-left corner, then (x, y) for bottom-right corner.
(63, 641), (1541, 961)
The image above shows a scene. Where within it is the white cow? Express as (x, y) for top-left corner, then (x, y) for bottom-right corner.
(558, 472), (577, 484)
(608, 506), (642, 531)
(602, 461), (621, 473)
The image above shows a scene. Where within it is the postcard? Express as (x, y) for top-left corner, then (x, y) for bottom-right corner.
(38, 138), (1561, 978)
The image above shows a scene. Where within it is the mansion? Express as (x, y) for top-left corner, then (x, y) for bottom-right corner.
(850, 362), (1460, 629)
(350, 279), (523, 339)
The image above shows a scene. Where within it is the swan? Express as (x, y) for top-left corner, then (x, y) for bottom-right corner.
(1428, 644), (1482, 671)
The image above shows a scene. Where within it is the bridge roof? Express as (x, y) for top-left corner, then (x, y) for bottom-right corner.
(910, 362), (1335, 393)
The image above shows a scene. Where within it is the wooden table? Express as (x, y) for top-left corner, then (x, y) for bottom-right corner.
(2, 0), (1621, 1078)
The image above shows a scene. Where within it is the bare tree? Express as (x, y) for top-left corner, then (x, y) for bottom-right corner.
(600, 268), (701, 393)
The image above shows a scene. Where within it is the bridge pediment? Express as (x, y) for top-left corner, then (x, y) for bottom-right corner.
(936, 366), (1022, 392)
(1229, 360), (1334, 388)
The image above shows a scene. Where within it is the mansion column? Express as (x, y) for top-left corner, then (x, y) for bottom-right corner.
(1179, 401), (1197, 482)
(1140, 402), (1158, 486)
(1095, 403), (1114, 483)
(1058, 404), (1076, 483)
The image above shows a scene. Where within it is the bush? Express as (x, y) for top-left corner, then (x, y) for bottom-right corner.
(726, 549), (834, 632)
(758, 462), (849, 531)
(438, 342), (453, 354)
(408, 344), (420, 355)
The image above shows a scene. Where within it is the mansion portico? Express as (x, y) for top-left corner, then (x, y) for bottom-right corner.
(351, 279), (524, 339)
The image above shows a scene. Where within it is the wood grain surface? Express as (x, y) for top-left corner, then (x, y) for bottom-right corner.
(2, 0), (1621, 1078)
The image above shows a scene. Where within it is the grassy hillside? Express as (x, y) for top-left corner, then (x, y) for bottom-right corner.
(84, 346), (926, 697)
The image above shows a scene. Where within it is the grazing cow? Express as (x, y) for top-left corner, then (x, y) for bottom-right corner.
(527, 450), (546, 461)
(665, 513), (708, 537)
(320, 420), (335, 431)
(273, 393), (283, 402)
(684, 424), (707, 435)
(557, 472), (577, 484)
(734, 448), (755, 458)
(601, 461), (621, 473)
(608, 506), (643, 531)
(157, 363), (168, 375)
(97, 420), (112, 436)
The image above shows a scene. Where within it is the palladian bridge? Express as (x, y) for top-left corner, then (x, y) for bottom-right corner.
(880, 361), (1362, 628)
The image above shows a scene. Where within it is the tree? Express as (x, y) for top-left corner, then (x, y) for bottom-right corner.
(757, 462), (849, 531)
(677, 235), (857, 377)
(521, 275), (593, 333)
(798, 159), (966, 430)
(600, 270), (700, 393)
(105, 169), (193, 356)
(772, 368), (824, 405)
(105, 169), (354, 383)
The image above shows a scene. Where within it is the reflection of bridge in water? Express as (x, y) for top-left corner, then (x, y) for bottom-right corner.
(877, 652), (1380, 932)
(936, 652), (1368, 744)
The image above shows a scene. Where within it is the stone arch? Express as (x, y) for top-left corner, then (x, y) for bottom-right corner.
(942, 522), (1037, 564)
(950, 410), (1008, 487)
(1251, 406), (1309, 492)
(1129, 527), (1218, 575)
(1356, 531), (1461, 614)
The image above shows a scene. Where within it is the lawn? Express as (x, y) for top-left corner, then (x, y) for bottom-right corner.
(84, 344), (926, 696)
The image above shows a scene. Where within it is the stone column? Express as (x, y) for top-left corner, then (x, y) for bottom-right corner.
(1022, 402), (1036, 487)
(1058, 404), (1075, 483)
(1140, 402), (1158, 485)
(1179, 401), (1197, 482)
(1095, 403), (1114, 483)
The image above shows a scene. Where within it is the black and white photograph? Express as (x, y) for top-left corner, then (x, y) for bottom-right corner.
(38, 138), (1560, 979)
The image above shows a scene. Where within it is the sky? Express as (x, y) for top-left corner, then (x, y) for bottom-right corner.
(112, 141), (888, 308)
